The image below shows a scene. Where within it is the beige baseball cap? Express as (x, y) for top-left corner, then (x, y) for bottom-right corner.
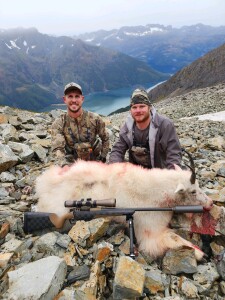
(64, 82), (82, 95)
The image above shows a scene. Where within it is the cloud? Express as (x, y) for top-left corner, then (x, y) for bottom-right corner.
(0, 0), (224, 35)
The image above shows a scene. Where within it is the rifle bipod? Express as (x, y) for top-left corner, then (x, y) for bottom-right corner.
(126, 214), (137, 259)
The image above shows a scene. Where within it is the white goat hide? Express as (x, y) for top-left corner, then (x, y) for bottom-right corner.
(36, 161), (213, 260)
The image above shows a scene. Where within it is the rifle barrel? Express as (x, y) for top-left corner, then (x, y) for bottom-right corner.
(73, 205), (203, 221)
(101, 205), (204, 213)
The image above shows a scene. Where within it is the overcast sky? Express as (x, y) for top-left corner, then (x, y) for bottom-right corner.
(0, 0), (225, 36)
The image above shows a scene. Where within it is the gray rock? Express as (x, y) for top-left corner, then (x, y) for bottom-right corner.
(0, 171), (16, 183)
(31, 143), (48, 162)
(67, 265), (90, 284)
(33, 232), (65, 256)
(145, 267), (169, 295)
(8, 141), (34, 163)
(193, 263), (220, 292)
(180, 277), (199, 299)
(217, 167), (225, 177)
(0, 144), (18, 172)
(113, 256), (145, 299)
(1, 238), (25, 254)
(56, 234), (71, 249)
(50, 109), (65, 119)
(0, 124), (19, 142)
(6, 256), (67, 300)
(216, 249), (225, 280)
(162, 248), (197, 275)
(0, 187), (9, 197)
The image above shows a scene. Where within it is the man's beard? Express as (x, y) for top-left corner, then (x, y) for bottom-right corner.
(68, 105), (82, 113)
(134, 113), (150, 123)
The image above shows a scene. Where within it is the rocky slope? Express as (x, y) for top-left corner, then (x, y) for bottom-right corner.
(109, 43), (225, 116)
(148, 43), (225, 102)
(0, 83), (225, 299)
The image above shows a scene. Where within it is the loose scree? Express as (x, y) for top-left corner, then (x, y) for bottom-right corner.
(36, 160), (213, 260)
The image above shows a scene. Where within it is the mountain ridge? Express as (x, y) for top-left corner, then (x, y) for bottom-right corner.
(148, 42), (225, 102)
(1, 24), (225, 113)
(77, 23), (225, 73)
(0, 28), (167, 111)
(108, 41), (225, 115)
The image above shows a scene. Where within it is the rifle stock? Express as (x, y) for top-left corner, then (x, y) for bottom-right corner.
(23, 211), (73, 234)
(23, 205), (204, 234)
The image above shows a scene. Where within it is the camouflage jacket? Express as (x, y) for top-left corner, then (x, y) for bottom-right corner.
(51, 110), (109, 161)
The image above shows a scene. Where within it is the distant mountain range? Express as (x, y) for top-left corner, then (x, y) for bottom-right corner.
(1, 24), (225, 112)
(0, 28), (167, 111)
(77, 23), (225, 73)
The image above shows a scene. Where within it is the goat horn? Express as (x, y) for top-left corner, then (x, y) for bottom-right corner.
(182, 148), (196, 184)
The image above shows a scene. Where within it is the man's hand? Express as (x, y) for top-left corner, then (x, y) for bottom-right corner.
(97, 156), (106, 163)
(65, 154), (75, 163)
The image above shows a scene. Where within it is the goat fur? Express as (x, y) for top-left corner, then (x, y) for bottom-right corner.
(36, 161), (213, 260)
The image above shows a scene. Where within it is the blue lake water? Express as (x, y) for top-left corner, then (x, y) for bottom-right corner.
(45, 82), (162, 116)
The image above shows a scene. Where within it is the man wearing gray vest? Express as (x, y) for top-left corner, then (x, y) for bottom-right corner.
(109, 88), (181, 169)
(51, 82), (109, 165)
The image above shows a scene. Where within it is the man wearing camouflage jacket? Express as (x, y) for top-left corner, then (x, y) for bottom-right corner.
(51, 82), (109, 165)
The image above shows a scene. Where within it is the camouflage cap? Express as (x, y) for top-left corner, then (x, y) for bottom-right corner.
(130, 88), (151, 107)
(64, 82), (83, 95)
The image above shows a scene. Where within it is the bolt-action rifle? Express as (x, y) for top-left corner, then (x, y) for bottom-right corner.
(23, 198), (116, 233)
(23, 198), (204, 258)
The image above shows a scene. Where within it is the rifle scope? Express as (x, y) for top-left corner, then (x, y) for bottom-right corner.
(64, 198), (116, 208)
